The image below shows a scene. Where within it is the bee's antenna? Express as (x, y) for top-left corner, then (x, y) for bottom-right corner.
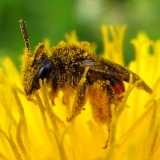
(19, 19), (30, 52)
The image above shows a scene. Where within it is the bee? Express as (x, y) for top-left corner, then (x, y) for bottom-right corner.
(19, 19), (152, 129)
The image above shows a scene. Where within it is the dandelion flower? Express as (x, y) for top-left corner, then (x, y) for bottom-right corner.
(0, 25), (160, 160)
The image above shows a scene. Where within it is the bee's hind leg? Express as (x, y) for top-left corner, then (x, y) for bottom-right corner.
(66, 81), (87, 122)
(89, 80), (115, 124)
(89, 81), (115, 148)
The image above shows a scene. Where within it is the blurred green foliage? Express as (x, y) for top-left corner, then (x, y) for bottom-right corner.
(0, 0), (160, 68)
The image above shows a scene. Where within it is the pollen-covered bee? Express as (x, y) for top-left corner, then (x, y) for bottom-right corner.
(19, 19), (152, 128)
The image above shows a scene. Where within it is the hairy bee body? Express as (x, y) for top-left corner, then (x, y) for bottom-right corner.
(20, 19), (152, 128)
(21, 41), (152, 124)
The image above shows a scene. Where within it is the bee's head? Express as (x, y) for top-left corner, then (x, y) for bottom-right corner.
(20, 19), (53, 95)
(21, 43), (53, 95)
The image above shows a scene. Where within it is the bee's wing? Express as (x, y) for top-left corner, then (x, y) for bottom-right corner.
(79, 57), (152, 94)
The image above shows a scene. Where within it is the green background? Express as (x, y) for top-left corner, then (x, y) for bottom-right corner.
(0, 0), (159, 68)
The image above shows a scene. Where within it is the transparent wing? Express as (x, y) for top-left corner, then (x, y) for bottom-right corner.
(75, 56), (152, 94)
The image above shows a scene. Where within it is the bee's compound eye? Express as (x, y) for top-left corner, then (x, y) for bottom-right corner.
(34, 61), (53, 89)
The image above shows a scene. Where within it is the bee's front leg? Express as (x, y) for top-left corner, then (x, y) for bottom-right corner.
(66, 82), (87, 122)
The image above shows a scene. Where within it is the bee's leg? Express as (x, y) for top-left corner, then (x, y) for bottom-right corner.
(89, 81), (115, 148)
(103, 83), (115, 148)
(104, 82), (115, 102)
(102, 127), (110, 149)
(66, 81), (87, 122)
(103, 82), (120, 149)
(49, 74), (59, 105)
(90, 81), (115, 124)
